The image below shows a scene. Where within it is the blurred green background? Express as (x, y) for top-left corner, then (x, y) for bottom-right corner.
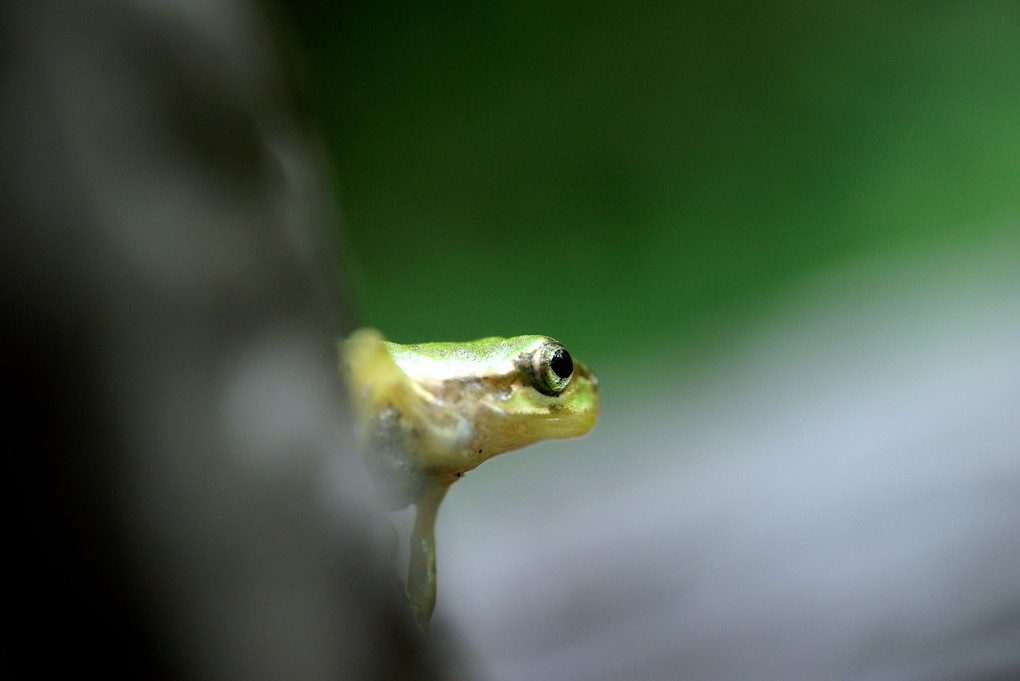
(266, 4), (1020, 667)
(272, 1), (1019, 382)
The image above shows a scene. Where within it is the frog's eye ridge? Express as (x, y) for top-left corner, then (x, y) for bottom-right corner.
(530, 340), (574, 396)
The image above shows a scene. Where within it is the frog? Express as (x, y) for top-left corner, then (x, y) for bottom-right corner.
(341, 328), (600, 635)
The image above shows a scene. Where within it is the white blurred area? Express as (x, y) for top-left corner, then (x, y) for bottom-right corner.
(435, 235), (1020, 680)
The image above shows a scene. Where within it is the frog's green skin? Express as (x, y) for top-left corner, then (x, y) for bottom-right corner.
(342, 329), (600, 635)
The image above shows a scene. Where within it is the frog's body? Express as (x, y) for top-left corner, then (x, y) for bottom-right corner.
(342, 329), (599, 634)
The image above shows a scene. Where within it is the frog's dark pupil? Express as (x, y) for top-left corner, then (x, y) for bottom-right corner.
(550, 349), (573, 379)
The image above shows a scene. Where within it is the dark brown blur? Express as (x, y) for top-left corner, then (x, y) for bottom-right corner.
(2, 1), (442, 678)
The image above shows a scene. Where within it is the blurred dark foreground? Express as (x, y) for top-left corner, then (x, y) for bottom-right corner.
(2, 1), (441, 678)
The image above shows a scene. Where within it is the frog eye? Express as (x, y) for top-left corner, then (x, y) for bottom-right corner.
(532, 341), (574, 396)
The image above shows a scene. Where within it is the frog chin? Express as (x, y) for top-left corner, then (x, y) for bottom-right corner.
(479, 410), (596, 457)
(528, 411), (599, 441)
